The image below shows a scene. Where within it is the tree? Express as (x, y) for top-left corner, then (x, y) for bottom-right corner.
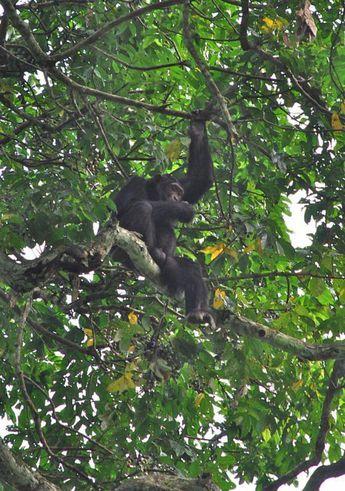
(0, 0), (344, 490)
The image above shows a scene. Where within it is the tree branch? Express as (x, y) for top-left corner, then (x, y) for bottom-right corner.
(1, 0), (193, 120)
(1, 218), (344, 362)
(264, 358), (344, 490)
(182, 0), (237, 137)
(303, 456), (345, 491)
(239, 0), (252, 50)
(0, 216), (160, 293)
(0, 439), (61, 491)
(0, 288), (97, 355)
(227, 314), (345, 361)
(0, 0), (51, 64)
(49, 66), (194, 119)
(238, 0), (331, 116)
(50, 0), (185, 62)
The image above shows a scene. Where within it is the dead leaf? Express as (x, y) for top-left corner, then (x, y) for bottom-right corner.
(296, 1), (317, 42)
(149, 358), (171, 381)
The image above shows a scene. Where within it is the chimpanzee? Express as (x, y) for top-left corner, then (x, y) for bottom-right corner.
(115, 116), (214, 326)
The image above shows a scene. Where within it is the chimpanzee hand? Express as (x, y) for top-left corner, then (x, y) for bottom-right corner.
(177, 201), (194, 222)
(192, 107), (213, 121)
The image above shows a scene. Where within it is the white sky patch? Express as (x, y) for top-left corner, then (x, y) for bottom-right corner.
(21, 242), (46, 259)
(236, 472), (345, 490)
(284, 191), (316, 248)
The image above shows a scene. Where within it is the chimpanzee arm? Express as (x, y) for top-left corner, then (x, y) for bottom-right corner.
(151, 201), (194, 223)
(180, 120), (213, 204)
(115, 176), (148, 217)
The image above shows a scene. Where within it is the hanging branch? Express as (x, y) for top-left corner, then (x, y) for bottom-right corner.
(13, 297), (95, 487)
(264, 358), (345, 491)
(182, 0), (237, 138)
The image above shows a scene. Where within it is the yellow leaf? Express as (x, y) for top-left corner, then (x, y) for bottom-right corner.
(107, 371), (136, 393)
(261, 17), (275, 30)
(84, 328), (94, 347)
(166, 139), (181, 161)
(292, 379), (303, 391)
(125, 361), (138, 373)
(331, 112), (344, 131)
(201, 243), (225, 261)
(195, 393), (205, 408)
(1, 213), (15, 222)
(261, 16), (285, 32)
(128, 311), (138, 325)
(341, 102), (345, 114)
(244, 243), (255, 253)
(213, 288), (226, 310)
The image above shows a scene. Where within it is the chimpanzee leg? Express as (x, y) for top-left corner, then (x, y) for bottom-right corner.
(161, 256), (215, 327)
(118, 201), (166, 266)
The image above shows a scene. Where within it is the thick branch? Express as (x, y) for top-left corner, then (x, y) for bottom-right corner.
(303, 456), (345, 491)
(0, 217), (160, 292)
(1, 219), (344, 362)
(239, 0), (252, 50)
(227, 314), (345, 361)
(115, 473), (220, 490)
(0, 439), (61, 491)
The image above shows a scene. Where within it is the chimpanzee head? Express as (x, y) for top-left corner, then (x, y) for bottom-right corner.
(148, 174), (184, 202)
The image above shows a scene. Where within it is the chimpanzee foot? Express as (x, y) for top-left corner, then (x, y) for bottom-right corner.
(149, 247), (167, 267)
(186, 309), (216, 329)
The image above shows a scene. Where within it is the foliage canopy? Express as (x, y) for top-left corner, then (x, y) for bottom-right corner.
(0, 0), (344, 490)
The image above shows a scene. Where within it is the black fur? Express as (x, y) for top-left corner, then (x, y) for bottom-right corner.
(115, 119), (214, 326)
